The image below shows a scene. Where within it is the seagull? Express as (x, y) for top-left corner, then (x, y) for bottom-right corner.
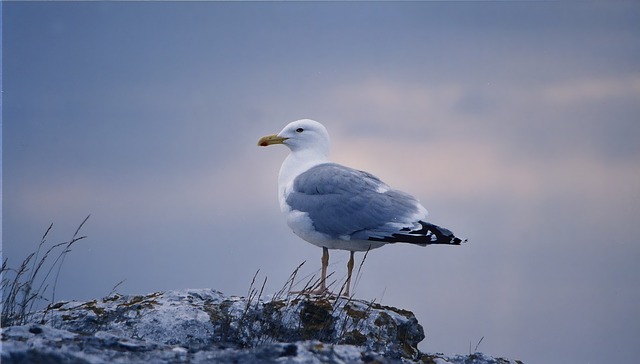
(258, 119), (466, 296)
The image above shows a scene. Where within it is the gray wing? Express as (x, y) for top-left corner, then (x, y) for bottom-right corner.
(285, 163), (423, 239)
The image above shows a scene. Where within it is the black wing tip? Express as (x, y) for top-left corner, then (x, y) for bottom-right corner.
(450, 235), (469, 245)
(422, 221), (467, 246)
(431, 235), (467, 246)
(369, 221), (468, 246)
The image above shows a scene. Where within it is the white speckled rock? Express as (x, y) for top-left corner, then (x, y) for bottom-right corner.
(1, 289), (523, 364)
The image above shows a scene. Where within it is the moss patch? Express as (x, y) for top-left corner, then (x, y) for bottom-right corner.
(299, 299), (334, 341)
(344, 303), (368, 320)
(343, 329), (367, 346)
(370, 303), (413, 319)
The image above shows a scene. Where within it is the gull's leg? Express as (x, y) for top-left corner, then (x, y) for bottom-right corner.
(290, 247), (330, 296)
(320, 247), (329, 292)
(344, 251), (355, 297)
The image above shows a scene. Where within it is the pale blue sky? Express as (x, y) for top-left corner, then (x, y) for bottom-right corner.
(4, 2), (640, 363)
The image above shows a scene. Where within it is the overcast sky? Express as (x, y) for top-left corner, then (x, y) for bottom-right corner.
(3, 2), (640, 363)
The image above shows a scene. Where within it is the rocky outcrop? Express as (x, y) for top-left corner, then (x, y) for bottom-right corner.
(1, 289), (522, 363)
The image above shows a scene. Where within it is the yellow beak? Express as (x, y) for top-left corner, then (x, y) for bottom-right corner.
(257, 134), (288, 147)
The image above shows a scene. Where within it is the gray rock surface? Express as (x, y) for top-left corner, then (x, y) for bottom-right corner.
(1, 289), (522, 363)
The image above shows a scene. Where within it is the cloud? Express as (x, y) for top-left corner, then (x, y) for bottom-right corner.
(543, 74), (640, 104)
(13, 154), (280, 229)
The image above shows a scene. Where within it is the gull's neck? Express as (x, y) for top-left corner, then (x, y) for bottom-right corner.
(278, 149), (329, 212)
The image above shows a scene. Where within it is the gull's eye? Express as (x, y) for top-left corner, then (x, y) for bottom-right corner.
(296, 128), (304, 133)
